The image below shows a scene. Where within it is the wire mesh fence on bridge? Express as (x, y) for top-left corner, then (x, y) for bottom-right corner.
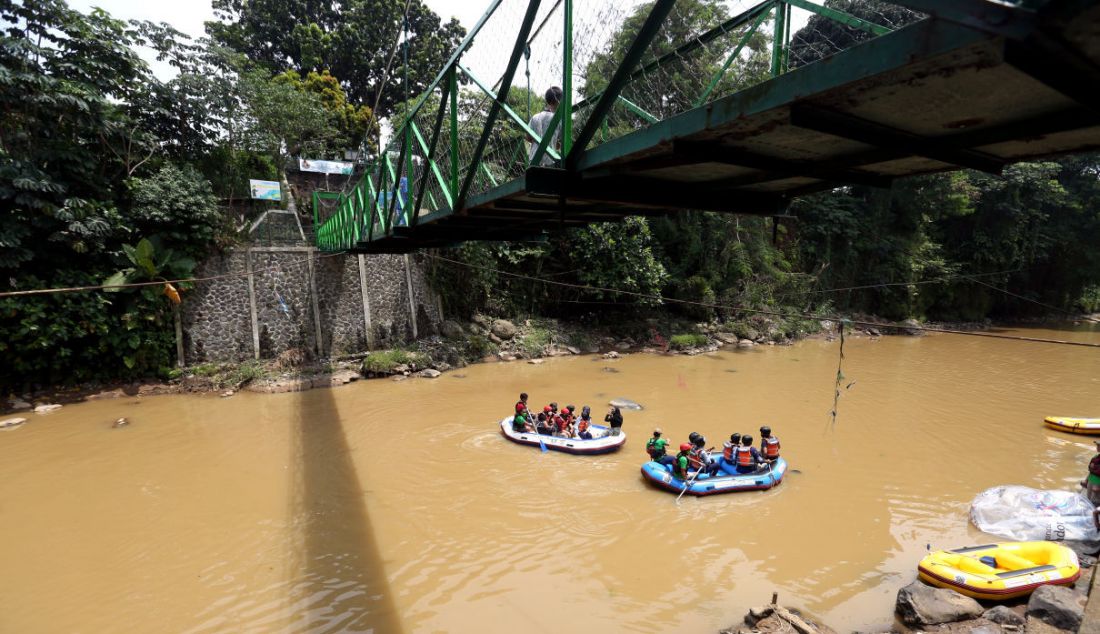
(315, 0), (923, 253)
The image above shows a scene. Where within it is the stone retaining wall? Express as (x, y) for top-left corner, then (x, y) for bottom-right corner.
(181, 247), (441, 364)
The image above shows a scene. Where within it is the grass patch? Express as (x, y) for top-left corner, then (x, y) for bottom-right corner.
(225, 360), (267, 386)
(669, 333), (708, 350)
(519, 326), (552, 357)
(190, 363), (221, 377)
(362, 349), (431, 374)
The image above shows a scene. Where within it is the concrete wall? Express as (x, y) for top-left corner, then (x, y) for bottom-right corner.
(181, 247), (441, 364)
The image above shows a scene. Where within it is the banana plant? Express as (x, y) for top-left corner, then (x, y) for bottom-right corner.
(103, 237), (197, 302)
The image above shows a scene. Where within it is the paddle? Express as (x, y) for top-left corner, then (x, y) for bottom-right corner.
(529, 416), (548, 453)
(676, 465), (704, 503)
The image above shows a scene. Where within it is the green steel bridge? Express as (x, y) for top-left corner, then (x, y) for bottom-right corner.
(314, 0), (1100, 254)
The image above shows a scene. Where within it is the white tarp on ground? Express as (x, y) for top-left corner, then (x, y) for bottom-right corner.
(970, 485), (1100, 547)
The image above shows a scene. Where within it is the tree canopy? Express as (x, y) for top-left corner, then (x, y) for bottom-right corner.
(207, 0), (466, 119)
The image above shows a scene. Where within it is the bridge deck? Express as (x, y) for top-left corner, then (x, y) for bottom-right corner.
(358, 4), (1100, 253)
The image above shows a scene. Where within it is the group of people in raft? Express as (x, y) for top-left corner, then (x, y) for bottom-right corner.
(646, 427), (781, 479)
(511, 392), (625, 439)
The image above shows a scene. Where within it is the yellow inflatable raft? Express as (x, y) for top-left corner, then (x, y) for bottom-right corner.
(918, 541), (1079, 600)
(1044, 416), (1100, 435)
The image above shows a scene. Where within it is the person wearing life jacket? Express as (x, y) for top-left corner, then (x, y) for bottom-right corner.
(721, 433), (742, 471)
(673, 443), (694, 479)
(515, 393), (528, 417)
(691, 435), (719, 475)
(733, 434), (765, 474)
(646, 428), (669, 462)
(759, 426), (781, 463)
(576, 406), (593, 439)
(535, 412), (553, 436)
(560, 407), (575, 437)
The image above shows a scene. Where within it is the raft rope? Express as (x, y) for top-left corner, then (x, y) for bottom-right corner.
(427, 254), (1100, 349)
(0, 250), (348, 298)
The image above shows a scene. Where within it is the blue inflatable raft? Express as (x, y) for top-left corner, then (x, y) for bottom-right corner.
(640, 457), (787, 496)
(499, 417), (627, 455)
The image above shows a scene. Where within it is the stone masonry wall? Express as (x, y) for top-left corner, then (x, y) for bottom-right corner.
(181, 247), (441, 364)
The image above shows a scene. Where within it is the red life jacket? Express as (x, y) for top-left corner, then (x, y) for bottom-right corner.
(762, 436), (780, 458)
(722, 442), (735, 461)
(515, 401), (526, 414)
(552, 415), (565, 432)
(689, 448), (706, 469)
(735, 446), (754, 467)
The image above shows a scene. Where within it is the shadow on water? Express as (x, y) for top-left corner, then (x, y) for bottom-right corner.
(289, 379), (403, 633)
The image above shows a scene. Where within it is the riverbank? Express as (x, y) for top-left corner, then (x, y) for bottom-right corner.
(1, 312), (1066, 413)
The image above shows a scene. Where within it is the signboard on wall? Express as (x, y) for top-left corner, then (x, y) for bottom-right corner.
(298, 159), (355, 175)
(249, 179), (281, 200)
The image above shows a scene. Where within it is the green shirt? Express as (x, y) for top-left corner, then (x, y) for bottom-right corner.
(647, 437), (669, 453)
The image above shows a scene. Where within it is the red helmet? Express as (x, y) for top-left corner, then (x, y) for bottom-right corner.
(543, 405), (552, 412)
(680, 443), (692, 452)
(562, 407), (571, 415)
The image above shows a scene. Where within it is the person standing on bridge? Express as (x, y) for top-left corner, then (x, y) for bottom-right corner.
(527, 86), (563, 167)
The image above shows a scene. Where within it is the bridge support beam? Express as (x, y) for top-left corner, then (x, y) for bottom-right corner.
(789, 104), (1005, 174)
(526, 167), (788, 215)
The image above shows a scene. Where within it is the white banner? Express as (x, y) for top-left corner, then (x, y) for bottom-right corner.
(298, 159), (355, 175)
(248, 179), (281, 201)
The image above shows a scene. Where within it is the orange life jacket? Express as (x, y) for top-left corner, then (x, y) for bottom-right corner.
(578, 418), (589, 433)
(689, 448), (706, 469)
(762, 436), (780, 458)
(723, 442), (735, 461)
(735, 446), (754, 467)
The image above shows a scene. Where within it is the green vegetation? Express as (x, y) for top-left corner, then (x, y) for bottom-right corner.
(669, 334), (709, 350)
(0, 0), (460, 389)
(519, 326), (553, 358)
(361, 350), (431, 374)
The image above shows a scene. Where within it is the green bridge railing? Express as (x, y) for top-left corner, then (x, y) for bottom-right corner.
(314, 0), (896, 252)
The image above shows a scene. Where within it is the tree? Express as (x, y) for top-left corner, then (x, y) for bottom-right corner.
(788, 1), (922, 68)
(207, 0), (465, 121)
(582, 0), (771, 135)
(274, 69), (379, 155)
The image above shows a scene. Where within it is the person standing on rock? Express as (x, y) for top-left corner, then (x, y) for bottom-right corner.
(605, 406), (624, 436)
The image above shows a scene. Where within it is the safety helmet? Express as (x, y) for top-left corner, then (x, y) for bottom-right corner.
(688, 432), (701, 444)
(743, 435), (754, 445)
(760, 425), (771, 436)
(730, 433), (741, 443)
(679, 443), (693, 452)
(543, 405), (552, 412)
(653, 428), (662, 435)
(567, 404), (575, 412)
(694, 436), (706, 448)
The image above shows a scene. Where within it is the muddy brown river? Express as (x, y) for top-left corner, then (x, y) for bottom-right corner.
(2, 326), (1098, 633)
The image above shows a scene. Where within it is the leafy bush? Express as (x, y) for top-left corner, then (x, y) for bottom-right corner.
(669, 333), (708, 349)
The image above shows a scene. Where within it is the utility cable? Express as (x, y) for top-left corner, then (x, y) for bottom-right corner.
(426, 253), (1100, 349)
(0, 250), (349, 298)
(960, 273), (1100, 323)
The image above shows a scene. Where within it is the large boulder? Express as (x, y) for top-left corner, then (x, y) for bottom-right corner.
(984, 605), (1025, 627)
(1, 416), (28, 430)
(609, 397), (644, 411)
(895, 581), (983, 626)
(1026, 585), (1085, 631)
(440, 320), (465, 339)
(491, 319), (516, 340)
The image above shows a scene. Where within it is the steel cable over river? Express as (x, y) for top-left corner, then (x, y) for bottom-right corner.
(0, 324), (1097, 632)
